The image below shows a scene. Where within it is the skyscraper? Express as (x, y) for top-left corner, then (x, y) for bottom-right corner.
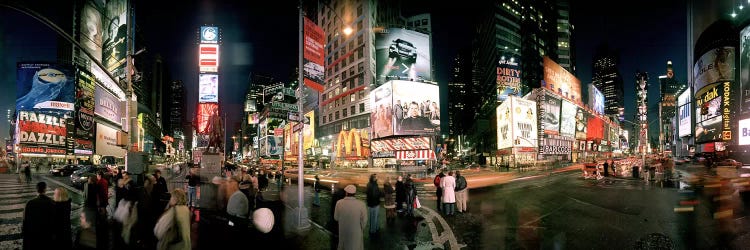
(659, 61), (682, 153)
(167, 80), (186, 137)
(448, 48), (473, 136)
(591, 44), (625, 118)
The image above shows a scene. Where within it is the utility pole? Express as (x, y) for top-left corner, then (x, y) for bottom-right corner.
(294, 1), (310, 232)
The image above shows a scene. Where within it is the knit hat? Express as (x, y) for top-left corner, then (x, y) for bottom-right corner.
(344, 184), (356, 194)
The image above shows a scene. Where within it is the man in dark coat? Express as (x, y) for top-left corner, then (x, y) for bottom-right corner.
(23, 181), (56, 250)
(395, 175), (406, 213)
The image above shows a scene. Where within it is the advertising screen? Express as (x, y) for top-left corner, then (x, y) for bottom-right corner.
(371, 137), (431, 152)
(334, 129), (370, 159)
(739, 118), (750, 145)
(17, 110), (73, 155)
(588, 85), (604, 114)
(247, 113), (259, 125)
(200, 26), (219, 44)
(496, 100), (513, 149)
(742, 26), (750, 115)
(196, 103), (219, 134)
(96, 123), (126, 157)
(678, 90), (692, 137)
(695, 82), (731, 143)
(587, 116), (604, 140)
(245, 99), (257, 112)
(199, 74), (219, 103)
(199, 44), (220, 72)
(79, 2), (103, 63)
(370, 82), (394, 138)
(575, 108), (587, 140)
(16, 63), (75, 113)
(75, 69), (96, 154)
(95, 85), (125, 126)
(497, 58), (521, 102)
(303, 17), (325, 92)
(375, 28), (432, 84)
(543, 56), (581, 102)
(511, 97), (538, 148)
(539, 92), (561, 135)
(102, 0), (128, 77)
(694, 47), (734, 92)
(303, 111), (315, 150)
(559, 100), (577, 138)
(392, 80), (440, 135)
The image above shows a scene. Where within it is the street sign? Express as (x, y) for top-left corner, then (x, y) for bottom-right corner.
(270, 101), (298, 112)
(293, 123), (304, 133)
(288, 113), (310, 124)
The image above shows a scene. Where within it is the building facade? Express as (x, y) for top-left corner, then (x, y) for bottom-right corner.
(591, 44), (625, 118)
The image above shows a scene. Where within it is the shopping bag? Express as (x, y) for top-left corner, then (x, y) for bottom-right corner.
(413, 196), (421, 209)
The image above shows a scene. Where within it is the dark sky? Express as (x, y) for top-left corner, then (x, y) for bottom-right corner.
(0, 0), (687, 148)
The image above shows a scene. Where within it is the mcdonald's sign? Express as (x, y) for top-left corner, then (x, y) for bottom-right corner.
(334, 129), (370, 158)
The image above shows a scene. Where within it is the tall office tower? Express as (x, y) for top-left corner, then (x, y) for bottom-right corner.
(167, 80), (186, 137)
(591, 44), (625, 118)
(556, 0), (574, 73)
(659, 61), (683, 152)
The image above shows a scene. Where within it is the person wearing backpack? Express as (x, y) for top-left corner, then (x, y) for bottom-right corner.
(434, 169), (445, 213)
(454, 171), (468, 213)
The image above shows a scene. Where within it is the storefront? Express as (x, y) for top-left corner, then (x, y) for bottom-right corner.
(371, 136), (433, 169)
(331, 128), (370, 168)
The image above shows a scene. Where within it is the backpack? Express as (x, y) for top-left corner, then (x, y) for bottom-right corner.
(456, 176), (467, 191)
(433, 174), (441, 187)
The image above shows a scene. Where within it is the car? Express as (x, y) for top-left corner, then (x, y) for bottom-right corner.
(70, 165), (109, 188)
(49, 164), (80, 176)
(388, 39), (417, 63)
(712, 159), (743, 168)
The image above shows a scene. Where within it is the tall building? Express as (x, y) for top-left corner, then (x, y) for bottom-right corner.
(556, 0), (574, 73)
(591, 44), (625, 117)
(166, 80), (186, 137)
(448, 48), (472, 136)
(658, 61), (682, 153)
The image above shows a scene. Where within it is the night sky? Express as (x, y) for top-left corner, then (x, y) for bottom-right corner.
(0, 0), (687, 148)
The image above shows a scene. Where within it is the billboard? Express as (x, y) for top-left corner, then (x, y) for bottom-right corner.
(95, 85), (125, 126)
(16, 63), (75, 113)
(102, 0), (128, 77)
(497, 58), (521, 102)
(739, 118), (750, 145)
(96, 123), (126, 157)
(538, 91), (561, 135)
(199, 44), (220, 72)
(244, 99), (257, 112)
(370, 82), (394, 138)
(559, 100), (577, 138)
(542, 56), (581, 102)
(375, 28), (432, 84)
(587, 116), (604, 140)
(392, 80), (440, 135)
(303, 111), (315, 150)
(200, 26), (219, 44)
(678, 90), (692, 137)
(588, 85), (604, 114)
(196, 103), (219, 134)
(248, 113), (259, 125)
(334, 129), (370, 159)
(198, 74), (219, 103)
(742, 26), (750, 115)
(371, 137), (431, 152)
(17, 110), (73, 155)
(575, 108), (587, 140)
(511, 97), (538, 148)
(694, 47), (734, 92)
(75, 69), (96, 155)
(80, 1), (104, 63)
(695, 82), (729, 143)
(303, 17), (325, 92)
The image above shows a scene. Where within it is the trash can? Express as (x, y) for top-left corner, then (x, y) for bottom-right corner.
(632, 166), (640, 179)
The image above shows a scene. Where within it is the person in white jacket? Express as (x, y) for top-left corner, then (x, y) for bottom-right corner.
(440, 171), (456, 216)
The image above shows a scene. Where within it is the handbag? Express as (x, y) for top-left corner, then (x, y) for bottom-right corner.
(113, 200), (131, 223)
(413, 196), (421, 209)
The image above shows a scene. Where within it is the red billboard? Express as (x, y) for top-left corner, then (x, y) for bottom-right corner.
(586, 116), (604, 140)
(196, 103), (219, 134)
(199, 44), (219, 72)
(303, 17), (325, 92)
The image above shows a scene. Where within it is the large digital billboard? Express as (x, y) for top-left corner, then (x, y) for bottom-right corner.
(199, 44), (220, 73)
(199, 74), (219, 103)
(17, 63), (75, 113)
(80, 1), (104, 63)
(200, 26), (219, 44)
(742, 27), (750, 115)
(17, 110), (73, 155)
(678, 90), (692, 137)
(497, 58), (521, 102)
(370, 83), (394, 138)
(196, 103), (219, 134)
(588, 85), (604, 114)
(559, 100), (577, 138)
(96, 123), (126, 157)
(392, 80), (439, 135)
(102, 0), (128, 77)
(496, 100), (513, 149)
(543, 56), (581, 102)
(575, 108), (587, 140)
(695, 82), (725, 143)
(694, 47), (734, 92)
(375, 28), (432, 84)
(75, 69), (96, 155)
(303, 17), (325, 92)
(538, 91), (561, 135)
(587, 116), (604, 140)
(511, 97), (537, 148)
(95, 85), (125, 126)
(739, 118), (750, 145)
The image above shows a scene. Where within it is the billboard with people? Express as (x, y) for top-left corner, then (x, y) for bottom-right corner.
(370, 80), (439, 138)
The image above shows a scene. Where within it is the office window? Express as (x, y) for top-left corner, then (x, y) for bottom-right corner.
(350, 106), (355, 115)
(350, 80), (355, 89)
(357, 5), (363, 16)
(329, 113), (332, 121)
(342, 71), (347, 79)
(322, 116), (326, 124)
(343, 109), (347, 117)
(357, 47), (363, 58)
(335, 111), (339, 120)
(358, 90), (365, 99)
(359, 103), (365, 112)
(350, 94), (355, 102)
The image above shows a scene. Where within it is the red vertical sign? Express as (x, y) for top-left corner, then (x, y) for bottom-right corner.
(303, 17), (325, 92)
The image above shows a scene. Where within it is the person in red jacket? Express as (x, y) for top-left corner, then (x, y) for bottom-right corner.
(95, 170), (110, 249)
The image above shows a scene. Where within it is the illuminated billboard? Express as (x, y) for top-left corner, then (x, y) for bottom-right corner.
(95, 85), (125, 126)
(96, 123), (126, 157)
(370, 82), (394, 138)
(739, 118), (750, 145)
(16, 63), (75, 113)
(334, 129), (370, 159)
(538, 91), (561, 135)
(497, 58), (521, 102)
(392, 80), (440, 135)
(303, 111), (315, 150)
(75, 69), (96, 155)
(695, 82), (732, 143)
(511, 97), (538, 148)
(678, 90), (692, 137)
(496, 100), (513, 149)
(542, 56), (581, 102)
(200, 26), (219, 43)
(559, 100), (577, 138)
(102, 0), (128, 77)
(588, 85), (604, 114)
(303, 17), (325, 92)
(575, 108), (587, 140)
(199, 74), (219, 103)
(375, 28), (432, 84)
(17, 110), (73, 155)
(694, 47), (734, 92)
(80, 1), (103, 63)
(199, 44), (220, 72)
(587, 116), (604, 140)
(196, 103), (219, 134)
(742, 27), (750, 115)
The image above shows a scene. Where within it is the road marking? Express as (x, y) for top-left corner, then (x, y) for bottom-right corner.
(41, 176), (83, 195)
(674, 207), (694, 212)
(417, 206), (465, 249)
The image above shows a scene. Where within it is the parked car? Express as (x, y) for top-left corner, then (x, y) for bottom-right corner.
(70, 165), (109, 188)
(712, 158), (743, 168)
(49, 164), (80, 176)
(388, 39), (417, 63)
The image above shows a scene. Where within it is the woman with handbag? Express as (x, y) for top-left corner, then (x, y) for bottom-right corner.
(154, 188), (191, 250)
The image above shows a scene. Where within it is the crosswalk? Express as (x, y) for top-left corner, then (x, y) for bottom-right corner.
(0, 175), (81, 250)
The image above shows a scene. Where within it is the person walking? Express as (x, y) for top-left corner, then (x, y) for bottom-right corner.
(603, 160), (610, 177)
(23, 181), (56, 250)
(395, 175), (406, 214)
(433, 169), (445, 213)
(334, 185), (367, 250)
(366, 174), (382, 235)
(383, 177), (396, 223)
(313, 175), (322, 207)
(53, 188), (73, 250)
(185, 168), (200, 208)
(95, 171), (110, 250)
(454, 171), (468, 213)
(226, 176), (249, 219)
(24, 162), (32, 183)
(153, 170), (169, 210)
(154, 188), (191, 250)
(404, 174), (417, 217)
(440, 171), (456, 216)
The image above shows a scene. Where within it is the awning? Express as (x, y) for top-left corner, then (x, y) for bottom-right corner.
(396, 150), (435, 160)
